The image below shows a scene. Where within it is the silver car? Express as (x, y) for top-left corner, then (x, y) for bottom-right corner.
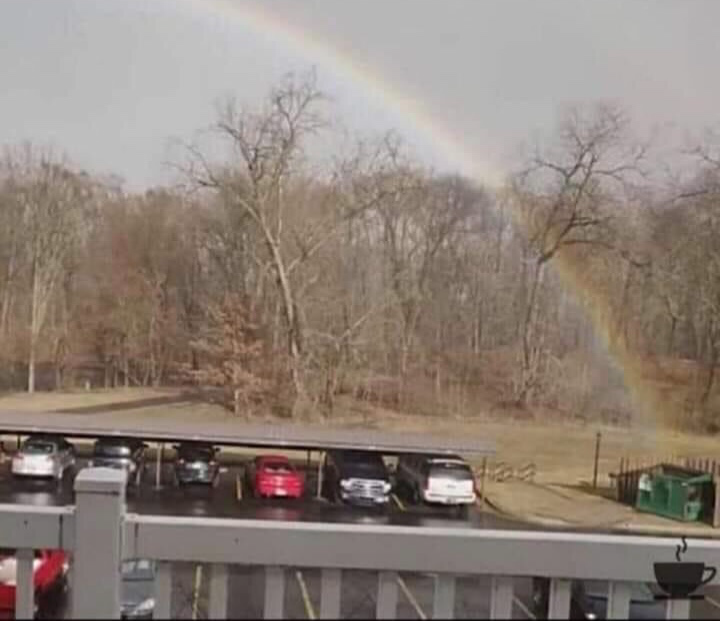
(11, 435), (75, 480)
(121, 559), (155, 619)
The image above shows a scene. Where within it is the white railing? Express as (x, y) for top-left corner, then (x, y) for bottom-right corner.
(1, 468), (718, 619)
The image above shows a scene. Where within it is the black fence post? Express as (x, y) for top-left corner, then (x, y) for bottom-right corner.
(592, 431), (601, 489)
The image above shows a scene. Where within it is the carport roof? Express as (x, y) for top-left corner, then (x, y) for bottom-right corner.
(0, 410), (494, 456)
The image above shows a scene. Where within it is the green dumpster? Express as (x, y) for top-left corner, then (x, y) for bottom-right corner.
(635, 465), (712, 522)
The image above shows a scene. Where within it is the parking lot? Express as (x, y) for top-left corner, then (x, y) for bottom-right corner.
(1, 453), (719, 619)
(0, 428), (718, 620)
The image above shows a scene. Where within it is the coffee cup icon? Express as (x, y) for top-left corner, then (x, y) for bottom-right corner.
(654, 562), (717, 599)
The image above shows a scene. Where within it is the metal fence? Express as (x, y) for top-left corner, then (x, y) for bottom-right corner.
(1, 467), (719, 619)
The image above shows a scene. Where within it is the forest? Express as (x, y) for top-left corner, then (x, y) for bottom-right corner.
(1, 74), (719, 430)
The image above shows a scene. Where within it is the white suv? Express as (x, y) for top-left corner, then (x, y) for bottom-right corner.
(396, 454), (476, 511)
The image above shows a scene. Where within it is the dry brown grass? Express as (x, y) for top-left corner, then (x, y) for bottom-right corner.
(0, 387), (179, 411)
(1, 387), (718, 487)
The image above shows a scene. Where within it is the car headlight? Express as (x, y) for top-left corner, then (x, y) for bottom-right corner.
(382, 482), (392, 493)
(586, 613), (596, 620)
(133, 598), (155, 614)
(340, 480), (353, 490)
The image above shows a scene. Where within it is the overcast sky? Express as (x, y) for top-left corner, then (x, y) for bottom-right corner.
(1, 0), (718, 189)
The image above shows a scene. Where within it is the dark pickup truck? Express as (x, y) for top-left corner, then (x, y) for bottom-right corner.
(322, 450), (391, 506)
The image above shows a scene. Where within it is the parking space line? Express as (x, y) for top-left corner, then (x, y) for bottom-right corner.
(396, 575), (427, 620)
(191, 565), (203, 620)
(705, 595), (720, 611)
(295, 570), (316, 619)
(391, 493), (405, 511)
(512, 595), (536, 620)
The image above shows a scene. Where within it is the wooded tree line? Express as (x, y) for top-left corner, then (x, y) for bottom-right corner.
(1, 75), (719, 428)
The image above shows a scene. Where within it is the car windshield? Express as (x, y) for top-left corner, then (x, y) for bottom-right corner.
(340, 454), (387, 477)
(122, 559), (155, 581)
(342, 452), (384, 465)
(263, 461), (293, 473)
(22, 442), (55, 455)
(429, 462), (473, 480)
(179, 447), (214, 461)
(94, 443), (132, 457)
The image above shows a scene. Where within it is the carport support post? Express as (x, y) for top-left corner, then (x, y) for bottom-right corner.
(72, 468), (125, 619)
(316, 451), (324, 499)
(479, 457), (487, 511)
(155, 442), (164, 489)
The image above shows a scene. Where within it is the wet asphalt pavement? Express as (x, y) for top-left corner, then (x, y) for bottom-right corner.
(2, 457), (720, 619)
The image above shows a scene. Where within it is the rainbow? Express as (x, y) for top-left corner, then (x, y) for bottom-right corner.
(186, 0), (501, 184)
(181, 0), (667, 425)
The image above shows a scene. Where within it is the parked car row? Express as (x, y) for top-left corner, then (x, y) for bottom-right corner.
(321, 450), (477, 514)
(5, 435), (478, 512)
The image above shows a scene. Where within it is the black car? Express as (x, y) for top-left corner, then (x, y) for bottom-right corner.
(173, 442), (220, 486)
(322, 450), (391, 506)
(532, 578), (665, 620)
(89, 438), (147, 485)
(121, 559), (155, 619)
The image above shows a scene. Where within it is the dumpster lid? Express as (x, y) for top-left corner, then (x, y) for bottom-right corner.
(657, 464), (712, 483)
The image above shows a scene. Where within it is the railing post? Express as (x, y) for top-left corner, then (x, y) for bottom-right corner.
(489, 576), (513, 619)
(376, 571), (398, 619)
(209, 563), (229, 619)
(433, 574), (455, 618)
(665, 598), (691, 619)
(320, 568), (342, 618)
(15, 548), (34, 620)
(548, 579), (571, 619)
(72, 467), (126, 619)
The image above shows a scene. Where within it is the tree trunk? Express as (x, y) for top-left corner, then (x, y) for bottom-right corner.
(27, 343), (36, 394)
(123, 340), (130, 388)
(0, 239), (18, 339)
(266, 238), (304, 400)
(28, 262), (40, 394)
(700, 337), (719, 407)
(55, 364), (63, 391)
(668, 315), (677, 355)
(517, 259), (545, 406)
(234, 388), (241, 416)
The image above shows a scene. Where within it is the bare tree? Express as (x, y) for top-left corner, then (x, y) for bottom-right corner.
(6, 147), (93, 392)
(511, 104), (645, 405)
(184, 73), (326, 409)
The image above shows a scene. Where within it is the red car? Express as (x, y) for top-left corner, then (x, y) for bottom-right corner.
(0, 549), (68, 617)
(246, 455), (305, 499)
